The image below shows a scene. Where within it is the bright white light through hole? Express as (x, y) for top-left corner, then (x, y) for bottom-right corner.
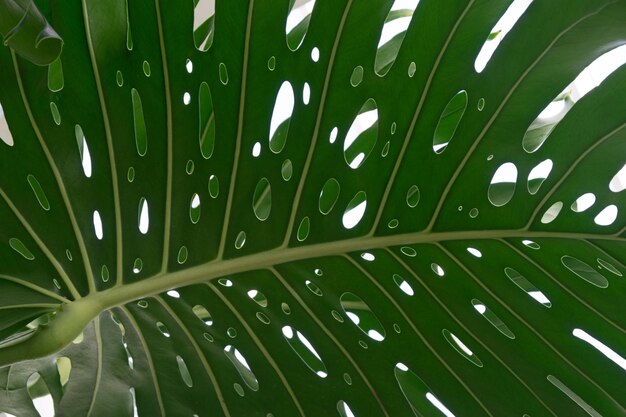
(232, 347), (253, 372)
(167, 290), (180, 298)
(344, 109), (378, 151)
(490, 162), (517, 184)
(296, 331), (323, 361)
(528, 159), (553, 181)
(191, 194), (200, 209)
(396, 362), (409, 371)
(609, 164), (626, 192)
(302, 82), (311, 105)
(329, 127), (338, 144)
(594, 205), (618, 226)
(361, 252), (375, 261)
(368, 330), (385, 341)
(467, 247), (482, 258)
(282, 326), (294, 339)
(399, 281), (414, 296)
(573, 328), (626, 371)
(341, 401), (356, 417)
(311, 47), (320, 62)
(378, 0), (420, 48)
(342, 200), (367, 229)
(571, 193), (595, 212)
(450, 333), (473, 356)
(473, 303), (487, 314)
(0, 102), (14, 146)
(139, 199), (149, 234)
(286, 0), (316, 34)
(183, 92), (191, 105)
(247, 290), (258, 298)
(537, 100), (566, 119)
(346, 311), (360, 325)
(186, 60), (193, 73)
(474, 0), (533, 73)
(32, 395), (54, 417)
(93, 210), (103, 240)
(252, 142), (261, 157)
(426, 392), (456, 417)
(269, 81), (294, 143)
(529, 291), (550, 306)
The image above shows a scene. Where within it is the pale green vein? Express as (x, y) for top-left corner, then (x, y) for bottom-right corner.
(371, 0), (475, 234)
(217, 0), (256, 259)
(386, 248), (560, 417)
(282, 0), (353, 247)
(86, 316), (103, 417)
(81, 1), (123, 287)
(500, 239), (626, 336)
(155, 296), (232, 417)
(119, 306), (166, 417)
(437, 243), (624, 410)
(0, 187), (78, 300)
(271, 267), (391, 417)
(0, 274), (69, 303)
(208, 282), (307, 417)
(526, 121), (626, 228)
(11, 52), (89, 298)
(343, 255), (495, 417)
(427, 1), (618, 232)
(0, 303), (58, 311)
(155, 0), (174, 273)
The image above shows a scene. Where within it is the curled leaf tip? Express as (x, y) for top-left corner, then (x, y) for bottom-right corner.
(0, 0), (63, 65)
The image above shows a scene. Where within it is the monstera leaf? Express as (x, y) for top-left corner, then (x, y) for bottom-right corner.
(1, 0), (626, 416)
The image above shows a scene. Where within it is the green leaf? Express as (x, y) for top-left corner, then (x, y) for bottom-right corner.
(1, 1), (626, 416)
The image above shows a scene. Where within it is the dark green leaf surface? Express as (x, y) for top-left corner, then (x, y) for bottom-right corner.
(0, 0), (626, 416)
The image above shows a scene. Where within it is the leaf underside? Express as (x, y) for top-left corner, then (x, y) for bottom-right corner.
(0, 1), (626, 416)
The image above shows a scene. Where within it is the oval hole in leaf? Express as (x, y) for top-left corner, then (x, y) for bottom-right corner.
(27, 175), (50, 211)
(93, 210), (104, 240)
(471, 299), (515, 339)
(9, 238), (35, 260)
(131, 89), (147, 156)
(75, 125), (92, 178)
(342, 191), (367, 229)
(433, 90), (467, 154)
(561, 256), (608, 288)
(571, 193), (595, 212)
(224, 345), (259, 391)
(48, 57), (64, 92)
(176, 355), (193, 387)
(247, 289), (268, 307)
(199, 82), (216, 159)
(597, 258), (622, 276)
(394, 362), (447, 416)
(527, 159), (552, 195)
(344, 98), (378, 169)
(523, 44), (626, 153)
(50, 102), (61, 125)
(252, 178), (272, 221)
(406, 185), (420, 208)
(505, 267), (551, 307)
(393, 274), (414, 296)
(138, 198), (149, 234)
(474, 0), (533, 73)
(375, 0), (421, 76)
(281, 326), (327, 378)
(350, 66), (363, 87)
(193, 0), (215, 51)
(269, 81), (295, 154)
(337, 401), (357, 417)
(282, 159), (293, 181)
(192, 304), (213, 326)
(340, 292), (386, 342)
(297, 216), (310, 241)
(488, 162), (517, 206)
(208, 175), (219, 198)
(540, 201), (562, 224)
(319, 178), (340, 215)
(286, 0), (316, 51)
(442, 329), (483, 367)
(189, 193), (201, 224)
(594, 205), (618, 226)
(0, 101), (14, 146)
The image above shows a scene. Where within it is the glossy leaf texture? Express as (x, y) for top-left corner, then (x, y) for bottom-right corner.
(1, 0), (626, 416)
